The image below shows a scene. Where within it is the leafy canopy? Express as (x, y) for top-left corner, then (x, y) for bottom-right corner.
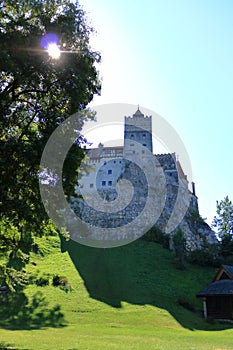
(0, 0), (101, 287)
(0, 0), (100, 231)
(212, 196), (233, 239)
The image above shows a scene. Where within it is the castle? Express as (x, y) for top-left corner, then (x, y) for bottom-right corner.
(73, 107), (216, 250)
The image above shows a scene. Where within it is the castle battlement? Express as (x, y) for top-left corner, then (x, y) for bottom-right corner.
(125, 115), (151, 120)
(125, 117), (152, 131)
(124, 107), (152, 131)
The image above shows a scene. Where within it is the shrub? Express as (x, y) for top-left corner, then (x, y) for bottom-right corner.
(52, 275), (61, 286)
(60, 283), (72, 293)
(35, 277), (49, 286)
(52, 275), (71, 292)
(186, 249), (221, 267)
(59, 278), (69, 286)
(142, 226), (170, 248)
(220, 234), (233, 257)
(173, 229), (186, 269)
(52, 275), (69, 286)
(188, 209), (206, 224)
(221, 254), (233, 265)
(31, 243), (39, 254)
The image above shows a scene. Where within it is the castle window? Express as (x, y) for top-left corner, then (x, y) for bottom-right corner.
(108, 169), (112, 174)
(143, 143), (147, 147)
(119, 161), (122, 164)
(132, 150), (135, 154)
(102, 181), (106, 186)
(142, 150), (145, 154)
(142, 134), (146, 138)
(130, 134), (134, 138)
(108, 181), (112, 186)
(90, 183), (94, 188)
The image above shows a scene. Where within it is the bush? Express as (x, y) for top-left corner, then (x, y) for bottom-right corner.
(173, 229), (186, 270)
(59, 278), (69, 286)
(220, 234), (233, 257)
(31, 243), (39, 254)
(60, 283), (72, 293)
(35, 277), (49, 287)
(142, 226), (170, 248)
(52, 275), (61, 286)
(52, 275), (71, 292)
(188, 209), (206, 224)
(221, 254), (233, 265)
(186, 249), (221, 267)
(52, 275), (69, 287)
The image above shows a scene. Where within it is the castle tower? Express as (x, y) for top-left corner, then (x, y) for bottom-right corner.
(123, 107), (153, 156)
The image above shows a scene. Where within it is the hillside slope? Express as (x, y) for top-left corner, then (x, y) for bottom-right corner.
(0, 235), (233, 350)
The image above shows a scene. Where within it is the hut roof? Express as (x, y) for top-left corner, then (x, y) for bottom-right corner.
(197, 279), (233, 297)
(222, 265), (233, 278)
(213, 264), (233, 281)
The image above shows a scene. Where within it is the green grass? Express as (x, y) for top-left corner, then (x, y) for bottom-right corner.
(0, 235), (233, 350)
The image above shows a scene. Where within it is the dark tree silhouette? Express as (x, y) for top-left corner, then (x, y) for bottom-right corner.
(0, 0), (100, 286)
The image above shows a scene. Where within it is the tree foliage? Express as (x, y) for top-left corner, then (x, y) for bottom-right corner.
(212, 196), (233, 239)
(173, 228), (186, 270)
(0, 0), (101, 284)
(0, 0), (100, 230)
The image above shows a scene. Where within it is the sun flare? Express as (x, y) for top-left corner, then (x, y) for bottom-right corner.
(47, 43), (61, 59)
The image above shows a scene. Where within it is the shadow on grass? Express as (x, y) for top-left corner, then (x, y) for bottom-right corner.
(60, 235), (233, 332)
(0, 290), (66, 330)
(0, 342), (30, 350)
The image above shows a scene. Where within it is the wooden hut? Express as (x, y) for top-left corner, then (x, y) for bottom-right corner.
(196, 265), (233, 320)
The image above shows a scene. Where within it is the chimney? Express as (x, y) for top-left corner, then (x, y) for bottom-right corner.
(192, 182), (196, 196)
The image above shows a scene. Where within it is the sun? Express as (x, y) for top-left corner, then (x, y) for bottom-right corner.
(47, 43), (61, 59)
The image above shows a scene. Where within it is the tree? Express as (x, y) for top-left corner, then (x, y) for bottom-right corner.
(0, 0), (101, 286)
(212, 196), (233, 261)
(173, 228), (186, 270)
(212, 196), (233, 239)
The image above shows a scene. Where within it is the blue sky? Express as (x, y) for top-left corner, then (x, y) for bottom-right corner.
(79, 0), (233, 226)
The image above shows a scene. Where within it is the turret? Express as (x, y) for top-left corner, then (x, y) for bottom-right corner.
(123, 107), (153, 156)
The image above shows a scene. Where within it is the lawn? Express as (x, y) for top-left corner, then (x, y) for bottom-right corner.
(0, 235), (232, 350)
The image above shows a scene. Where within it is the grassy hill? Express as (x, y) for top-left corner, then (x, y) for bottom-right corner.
(0, 235), (233, 350)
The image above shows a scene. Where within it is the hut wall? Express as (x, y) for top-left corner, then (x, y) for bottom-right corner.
(206, 296), (233, 319)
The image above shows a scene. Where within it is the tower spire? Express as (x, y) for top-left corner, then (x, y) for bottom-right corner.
(133, 105), (143, 117)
